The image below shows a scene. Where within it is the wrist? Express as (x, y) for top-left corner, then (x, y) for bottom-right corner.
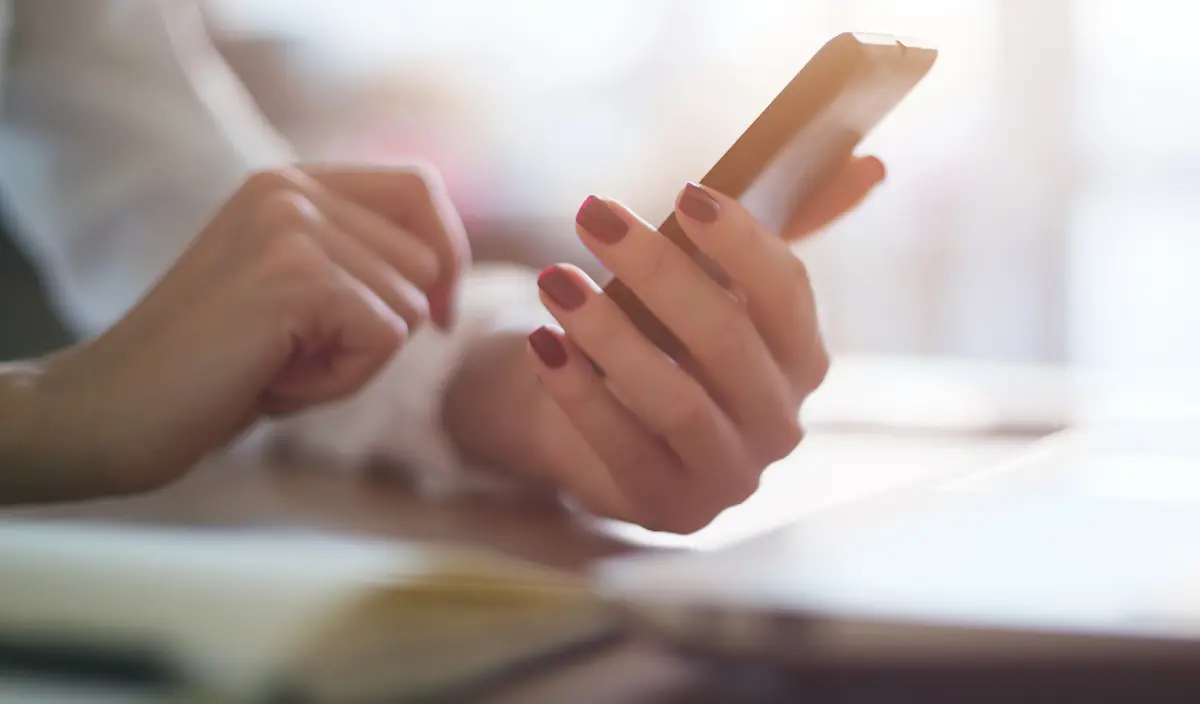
(0, 360), (44, 452)
(0, 341), (141, 502)
(0, 353), (96, 502)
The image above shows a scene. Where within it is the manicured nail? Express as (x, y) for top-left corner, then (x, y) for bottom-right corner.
(529, 327), (568, 369)
(537, 266), (586, 311)
(678, 183), (720, 224)
(576, 196), (629, 243)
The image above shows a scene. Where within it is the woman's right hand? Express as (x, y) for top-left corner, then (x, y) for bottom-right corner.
(519, 158), (884, 534)
(15, 165), (468, 500)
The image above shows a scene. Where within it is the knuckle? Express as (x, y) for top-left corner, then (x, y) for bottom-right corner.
(606, 440), (665, 481)
(699, 307), (755, 366)
(252, 234), (337, 319)
(547, 374), (620, 431)
(553, 377), (593, 410)
(656, 387), (714, 439)
(634, 463), (760, 534)
(778, 417), (806, 457)
(252, 189), (319, 232)
(757, 414), (804, 465)
(727, 470), (761, 506)
(632, 458), (763, 536)
(716, 448), (763, 507)
(569, 312), (626, 367)
(297, 271), (343, 316)
(261, 231), (326, 277)
(243, 169), (299, 198)
(628, 234), (675, 285)
(545, 360), (598, 407)
(711, 215), (757, 260)
(796, 340), (831, 395)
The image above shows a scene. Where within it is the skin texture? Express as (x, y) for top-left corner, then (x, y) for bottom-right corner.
(447, 156), (886, 533)
(1, 156), (884, 536)
(0, 164), (468, 501)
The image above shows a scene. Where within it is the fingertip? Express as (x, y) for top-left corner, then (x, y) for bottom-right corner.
(860, 155), (887, 184)
(576, 196), (634, 245)
(528, 325), (569, 370)
(676, 182), (722, 225)
(537, 264), (594, 312)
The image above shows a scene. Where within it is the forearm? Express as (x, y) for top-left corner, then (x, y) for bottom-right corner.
(0, 357), (102, 503)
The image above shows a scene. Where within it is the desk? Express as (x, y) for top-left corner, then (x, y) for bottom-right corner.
(10, 427), (1039, 703)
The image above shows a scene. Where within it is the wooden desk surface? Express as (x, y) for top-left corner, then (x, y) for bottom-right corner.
(9, 430), (1040, 703)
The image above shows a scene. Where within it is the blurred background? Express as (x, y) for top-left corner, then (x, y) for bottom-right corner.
(3, 0), (1196, 394)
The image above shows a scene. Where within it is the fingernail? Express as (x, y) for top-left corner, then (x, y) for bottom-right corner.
(529, 327), (568, 369)
(537, 266), (586, 311)
(678, 183), (720, 224)
(576, 196), (629, 244)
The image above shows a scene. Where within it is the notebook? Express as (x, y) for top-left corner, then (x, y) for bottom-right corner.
(0, 520), (611, 702)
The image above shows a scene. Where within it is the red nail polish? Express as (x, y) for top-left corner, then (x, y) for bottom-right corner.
(678, 183), (720, 224)
(529, 327), (568, 369)
(537, 266), (586, 311)
(576, 196), (629, 243)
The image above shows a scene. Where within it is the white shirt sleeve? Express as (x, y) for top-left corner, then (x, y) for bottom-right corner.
(0, 0), (548, 496)
(0, 0), (294, 335)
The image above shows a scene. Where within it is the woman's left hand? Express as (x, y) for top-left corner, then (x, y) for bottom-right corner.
(522, 157), (885, 533)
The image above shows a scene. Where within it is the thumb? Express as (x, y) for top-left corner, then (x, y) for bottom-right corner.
(783, 156), (886, 241)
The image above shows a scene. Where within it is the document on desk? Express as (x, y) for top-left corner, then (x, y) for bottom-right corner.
(0, 520), (611, 703)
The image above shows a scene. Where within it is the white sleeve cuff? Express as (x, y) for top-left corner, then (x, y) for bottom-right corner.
(262, 264), (547, 499)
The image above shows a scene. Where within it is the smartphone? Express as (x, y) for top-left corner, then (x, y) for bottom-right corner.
(604, 32), (938, 358)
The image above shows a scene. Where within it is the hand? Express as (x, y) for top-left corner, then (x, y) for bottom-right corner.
(14, 165), (468, 500)
(518, 158), (884, 533)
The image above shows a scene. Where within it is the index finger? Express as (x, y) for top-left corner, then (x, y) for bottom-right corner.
(303, 163), (471, 328)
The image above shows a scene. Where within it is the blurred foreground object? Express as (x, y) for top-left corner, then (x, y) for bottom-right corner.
(0, 521), (608, 702)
